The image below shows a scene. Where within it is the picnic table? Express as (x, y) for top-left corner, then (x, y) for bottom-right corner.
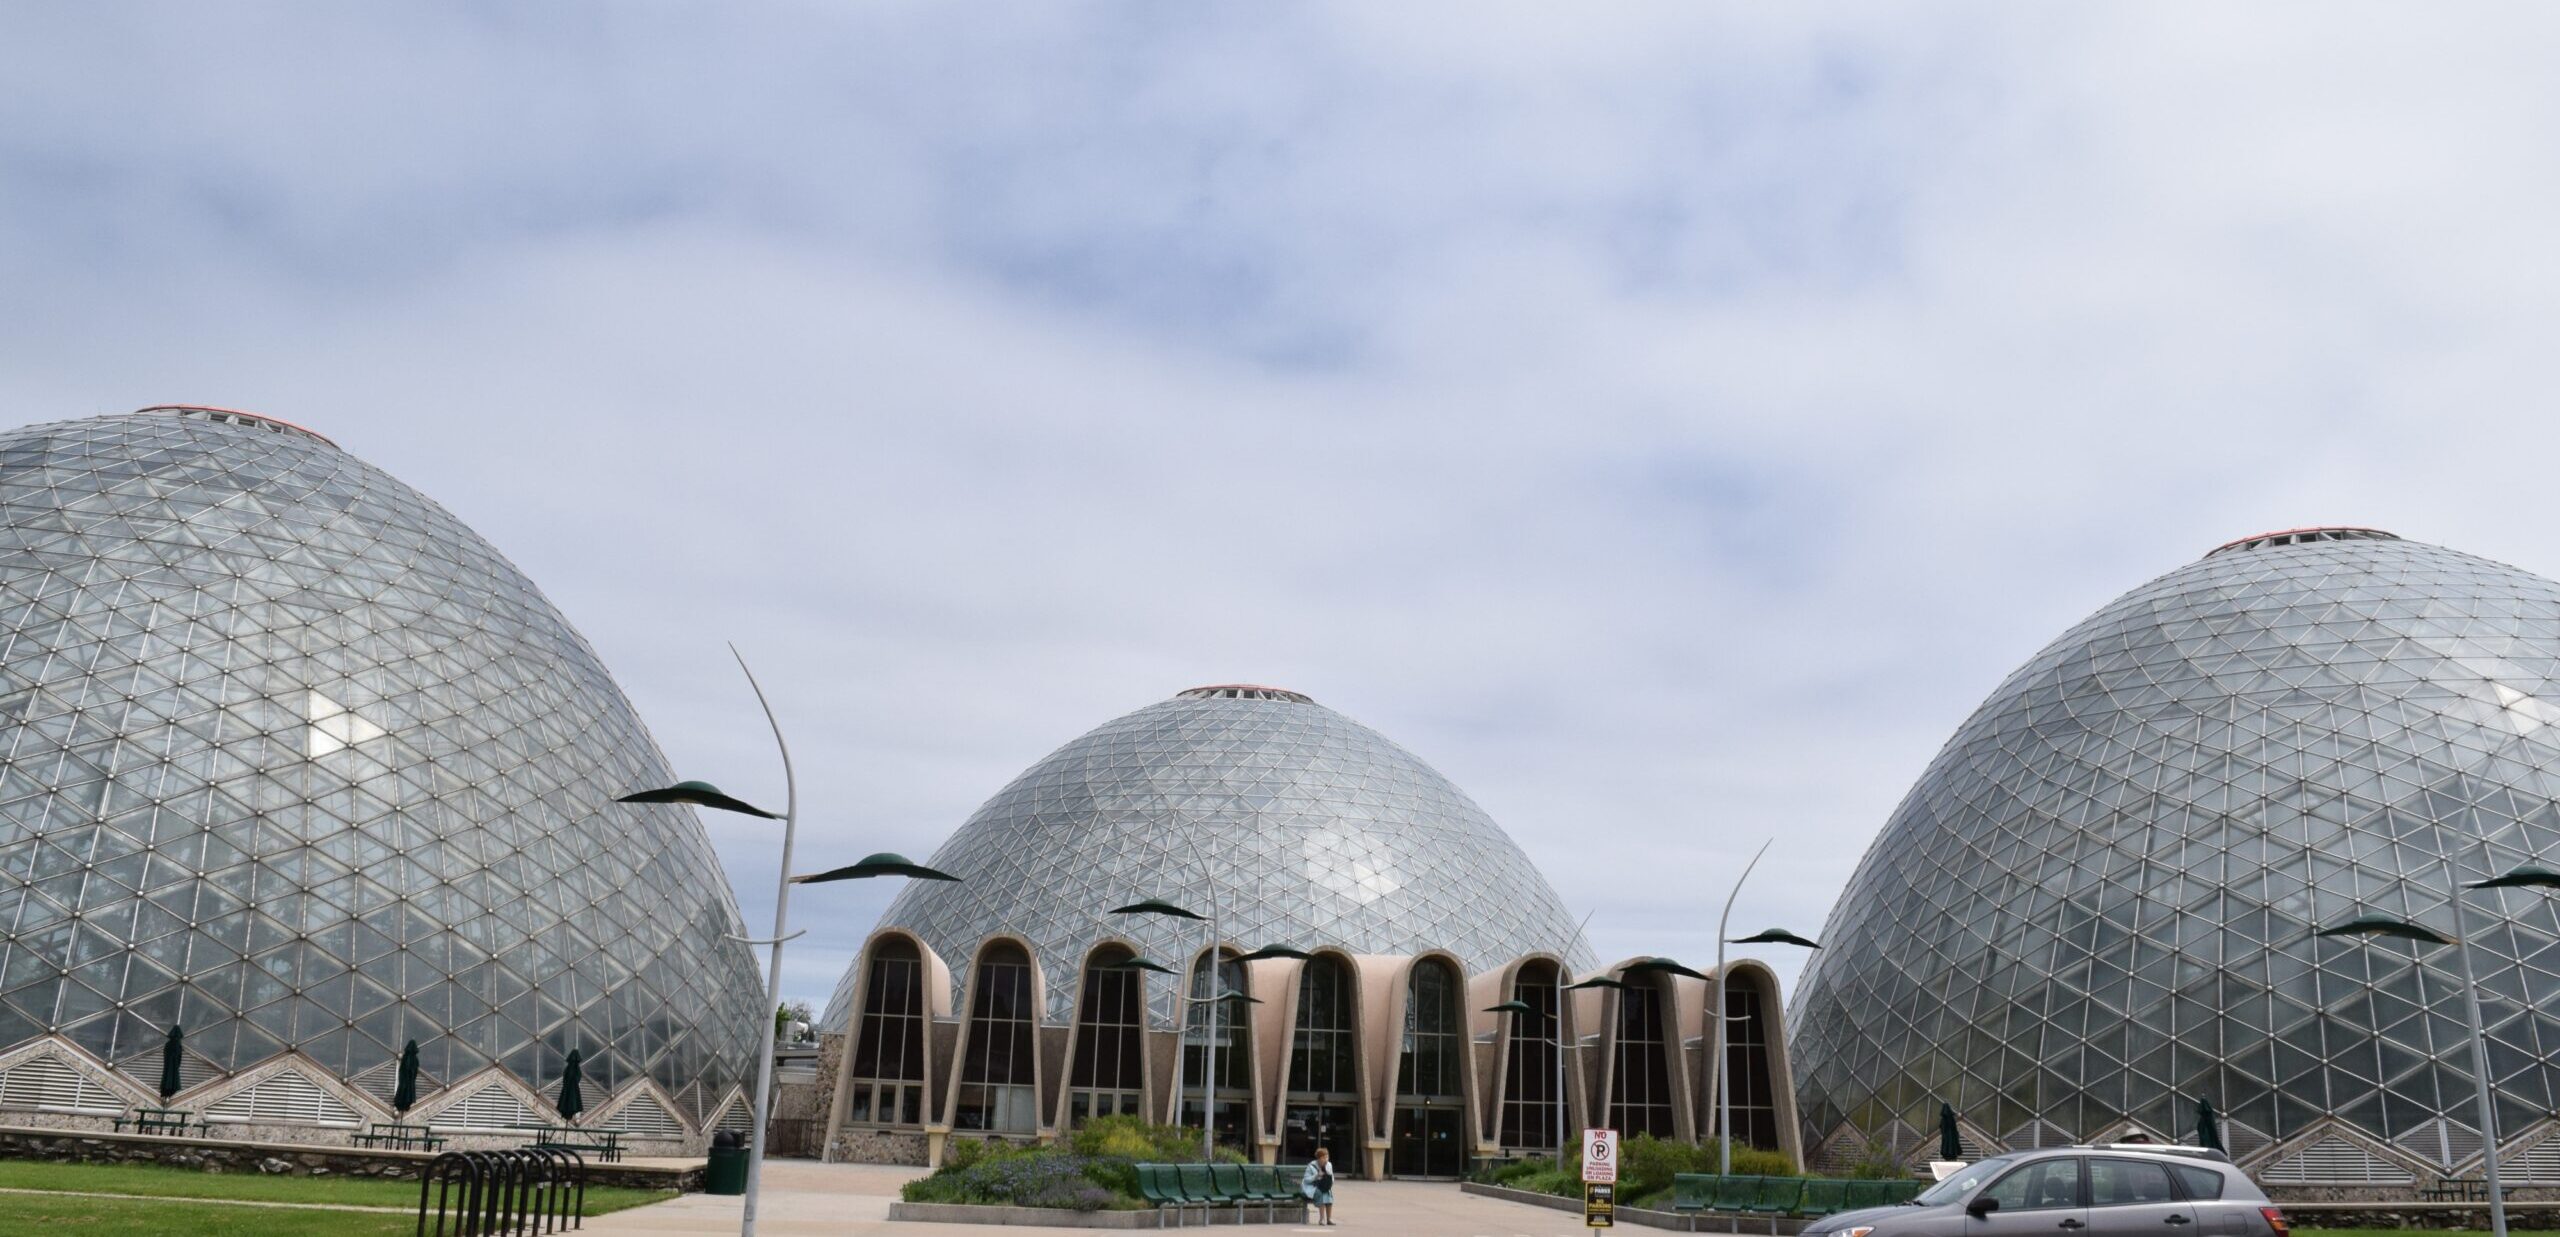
(113, 1106), (206, 1135)
(2420, 1176), (2517, 1202)
(351, 1121), (446, 1151)
(528, 1125), (623, 1163)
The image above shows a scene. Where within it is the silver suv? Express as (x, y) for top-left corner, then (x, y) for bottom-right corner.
(1801, 1146), (2287, 1237)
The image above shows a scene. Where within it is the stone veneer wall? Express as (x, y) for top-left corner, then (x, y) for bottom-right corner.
(0, 1107), (691, 1157)
(2267, 1185), (2560, 1204)
(2282, 1204), (2560, 1230)
(808, 1033), (844, 1130)
(0, 1124), (704, 1190)
(829, 1127), (930, 1166)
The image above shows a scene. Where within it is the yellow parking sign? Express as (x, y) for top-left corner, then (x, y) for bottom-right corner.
(1584, 1182), (1615, 1228)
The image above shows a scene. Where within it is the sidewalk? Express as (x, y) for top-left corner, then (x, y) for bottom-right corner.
(583, 1162), (1598, 1236)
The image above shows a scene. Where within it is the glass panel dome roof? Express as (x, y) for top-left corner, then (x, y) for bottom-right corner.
(1790, 531), (2560, 1163)
(0, 409), (765, 1113)
(827, 687), (1590, 1025)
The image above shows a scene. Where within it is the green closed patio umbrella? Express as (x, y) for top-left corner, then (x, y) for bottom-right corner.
(2195, 1097), (2224, 1154)
(392, 1040), (421, 1117)
(1939, 1102), (1962, 1161)
(556, 1049), (586, 1125)
(158, 1024), (184, 1102)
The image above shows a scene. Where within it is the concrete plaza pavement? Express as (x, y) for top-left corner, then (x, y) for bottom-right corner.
(583, 1160), (1599, 1237)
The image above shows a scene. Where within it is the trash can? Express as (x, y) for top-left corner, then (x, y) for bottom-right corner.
(705, 1130), (749, 1196)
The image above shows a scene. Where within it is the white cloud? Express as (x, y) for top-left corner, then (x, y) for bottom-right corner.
(7, 2), (2560, 1007)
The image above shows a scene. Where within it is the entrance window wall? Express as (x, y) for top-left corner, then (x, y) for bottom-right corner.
(1285, 955), (1360, 1166)
(1722, 981), (1779, 1151)
(1180, 954), (1252, 1154)
(845, 938), (926, 1126)
(1070, 949), (1146, 1125)
(1499, 961), (1561, 1151)
(1392, 958), (1465, 1178)
(1609, 982), (1676, 1138)
(955, 942), (1038, 1134)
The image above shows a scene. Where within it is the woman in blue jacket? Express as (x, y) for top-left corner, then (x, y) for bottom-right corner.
(1300, 1146), (1336, 1225)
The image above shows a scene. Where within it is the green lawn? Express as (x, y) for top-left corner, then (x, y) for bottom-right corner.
(0, 1192), (419, 1236)
(0, 1158), (673, 1214)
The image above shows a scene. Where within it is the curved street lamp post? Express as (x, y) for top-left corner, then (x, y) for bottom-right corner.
(1711, 839), (1820, 1177)
(617, 647), (960, 1237)
(2316, 861), (2560, 1237)
(1107, 894), (1275, 1164)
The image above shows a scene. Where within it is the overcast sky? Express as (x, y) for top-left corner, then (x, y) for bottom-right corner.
(9, 4), (2560, 1012)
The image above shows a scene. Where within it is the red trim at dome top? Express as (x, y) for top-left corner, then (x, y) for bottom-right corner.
(2205, 527), (2399, 558)
(138, 405), (338, 448)
(1178, 684), (1314, 704)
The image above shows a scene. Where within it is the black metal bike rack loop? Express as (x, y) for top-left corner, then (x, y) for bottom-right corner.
(417, 1146), (587, 1236)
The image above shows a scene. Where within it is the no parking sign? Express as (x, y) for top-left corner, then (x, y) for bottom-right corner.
(1581, 1128), (1618, 1184)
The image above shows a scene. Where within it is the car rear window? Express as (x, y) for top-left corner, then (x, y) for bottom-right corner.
(2170, 1165), (2225, 1200)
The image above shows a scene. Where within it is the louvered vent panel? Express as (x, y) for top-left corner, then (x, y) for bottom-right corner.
(1901, 1130), (1994, 1163)
(204, 1068), (362, 1126)
(713, 1096), (752, 1132)
(2502, 1138), (2560, 1184)
(437, 1082), (538, 1132)
(603, 1093), (686, 1139)
(2221, 1120), (2273, 1165)
(2004, 1120), (2072, 1150)
(347, 1059), (438, 1110)
(0, 1054), (123, 1113)
(1811, 1125), (1868, 1174)
(2392, 1118), (2484, 1169)
(115, 1047), (218, 1095)
(2260, 1134), (2414, 1184)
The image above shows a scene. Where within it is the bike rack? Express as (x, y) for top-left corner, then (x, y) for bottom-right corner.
(417, 1146), (587, 1236)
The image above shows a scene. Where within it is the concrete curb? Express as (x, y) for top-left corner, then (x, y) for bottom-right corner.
(886, 1200), (1310, 1227)
(1459, 1181), (1807, 1233)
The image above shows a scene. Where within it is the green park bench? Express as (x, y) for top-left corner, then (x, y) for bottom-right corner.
(1793, 1177), (1851, 1217)
(1744, 1176), (1806, 1215)
(1177, 1162), (1224, 1211)
(1674, 1174), (1876, 1220)
(1134, 1161), (1310, 1225)
(1134, 1164), (1188, 1220)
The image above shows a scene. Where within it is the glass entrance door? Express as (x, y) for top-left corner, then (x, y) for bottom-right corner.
(1390, 1106), (1463, 1178)
(1284, 1104), (1357, 1165)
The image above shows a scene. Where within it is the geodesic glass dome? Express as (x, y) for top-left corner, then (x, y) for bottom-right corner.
(1790, 528), (2560, 1173)
(0, 408), (764, 1119)
(825, 685), (1589, 1026)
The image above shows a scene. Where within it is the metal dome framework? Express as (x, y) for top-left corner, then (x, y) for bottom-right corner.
(825, 688), (1592, 1028)
(0, 409), (765, 1142)
(1790, 532), (2560, 1182)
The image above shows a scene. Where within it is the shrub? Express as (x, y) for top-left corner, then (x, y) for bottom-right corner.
(1616, 1134), (1709, 1200)
(1847, 1145), (1911, 1179)
(902, 1118), (1241, 1212)
(901, 1146), (1134, 1212)
(1479, 1137), (1799, 1201)
(1067, 1114), (1223, 1163)
(1727, 1142), (1799, 1177)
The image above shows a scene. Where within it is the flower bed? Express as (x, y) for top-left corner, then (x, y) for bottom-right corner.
(900, 1116), (1247, 1213)
(1469, 1135), (1800, 1210)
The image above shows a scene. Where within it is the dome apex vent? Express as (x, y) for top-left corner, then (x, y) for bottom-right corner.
(2205, 526), (2398, 558)
(1177, 684), (1313, 704)
(140, 405), (338, 448)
